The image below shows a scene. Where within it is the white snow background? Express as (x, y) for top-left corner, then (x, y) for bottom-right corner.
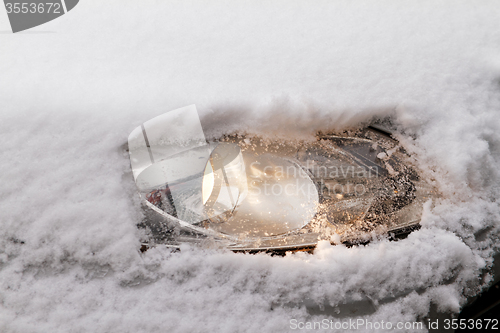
(1, 1), (500, 332)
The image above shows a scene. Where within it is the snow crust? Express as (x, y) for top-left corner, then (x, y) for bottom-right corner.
(1, 1), (500, 332)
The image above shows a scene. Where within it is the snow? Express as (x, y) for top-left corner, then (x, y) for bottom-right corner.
(1, 1), (500, 332)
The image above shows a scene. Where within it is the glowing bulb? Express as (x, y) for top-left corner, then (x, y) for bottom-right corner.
(202, 161), (215, 204)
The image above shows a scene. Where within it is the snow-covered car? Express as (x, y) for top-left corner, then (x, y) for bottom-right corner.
(127, 105), (437, 253)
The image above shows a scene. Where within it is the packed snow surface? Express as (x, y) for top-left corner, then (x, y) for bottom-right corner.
(1, 1), (500, 332)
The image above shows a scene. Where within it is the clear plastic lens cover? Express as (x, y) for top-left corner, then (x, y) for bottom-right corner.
(129, 106), (437, 251)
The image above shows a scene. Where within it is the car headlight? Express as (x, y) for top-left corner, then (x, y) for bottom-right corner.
(128, 105), (437, 252)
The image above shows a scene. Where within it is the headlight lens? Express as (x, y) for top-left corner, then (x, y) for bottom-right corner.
(129, 106), (437, 251)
